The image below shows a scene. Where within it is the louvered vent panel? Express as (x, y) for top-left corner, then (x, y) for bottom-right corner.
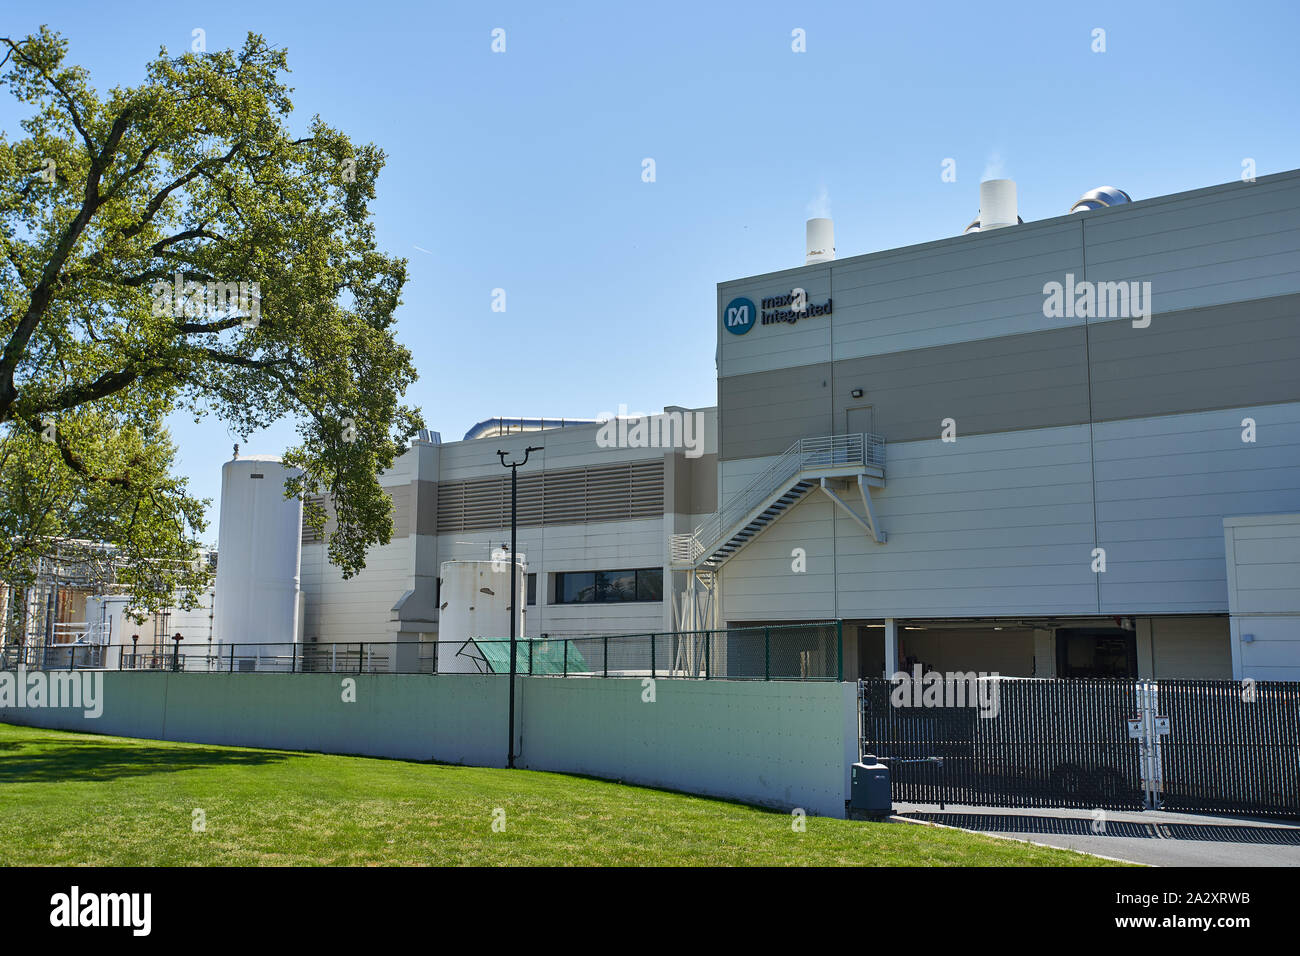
(301, 495), (328, 543)
(628, 460), (665, 518)
(435, 459), (665, 532)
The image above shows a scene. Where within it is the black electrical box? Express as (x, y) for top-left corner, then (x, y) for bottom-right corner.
(850, 755), (892, 818)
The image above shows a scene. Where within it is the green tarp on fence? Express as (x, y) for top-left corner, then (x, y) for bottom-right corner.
(461, 639), (589, 676)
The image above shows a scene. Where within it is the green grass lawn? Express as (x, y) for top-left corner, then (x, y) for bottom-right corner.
(0, 722), (1121, 866)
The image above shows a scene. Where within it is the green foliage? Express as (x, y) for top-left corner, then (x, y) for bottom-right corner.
(0, 27), (421, 606)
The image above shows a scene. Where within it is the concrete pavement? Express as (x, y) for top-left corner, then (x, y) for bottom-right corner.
(892, 802), (1300, 866)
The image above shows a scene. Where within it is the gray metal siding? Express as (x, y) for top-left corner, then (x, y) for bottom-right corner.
(717, 170), (1300, 382)
(669, 452), (719, 516)
(719, 291), (1300, 457)
(1088, 292), (1300, 423)
(1081, 173), (1300, 316)
(828, 217), (1086, 361)
(718, 402), (1300, 619)
(1094, 404), (1300, 613)
(716, 268), (832, 378)
(830, 325), (1090, 443)
(721, 424), (1100, 620)
(716, 169), (1300, 461)
(719, 362), (832, 460)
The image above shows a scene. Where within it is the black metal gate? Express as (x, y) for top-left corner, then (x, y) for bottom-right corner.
(1155, 680), (1300, 817)
(858, 677), (1300, 818)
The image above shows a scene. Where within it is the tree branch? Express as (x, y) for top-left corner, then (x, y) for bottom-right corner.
(0, 36), (96, 156)
(20, 414), (133, 487)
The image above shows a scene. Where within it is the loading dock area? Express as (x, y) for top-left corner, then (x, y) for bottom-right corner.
(739, 616), (1234, 680)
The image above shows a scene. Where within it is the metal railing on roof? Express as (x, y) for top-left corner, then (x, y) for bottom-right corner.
(0, 623), (846, 681)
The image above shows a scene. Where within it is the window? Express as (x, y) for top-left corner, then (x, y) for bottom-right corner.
(554, 568), (664, 604)
(601, 570), (637, 602)
(557, 571), (596, 604)
(636, 568), (663, 601)
(526, 573), (537, 606)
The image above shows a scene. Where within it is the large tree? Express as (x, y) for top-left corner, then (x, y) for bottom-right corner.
(0, 27), (421, 615)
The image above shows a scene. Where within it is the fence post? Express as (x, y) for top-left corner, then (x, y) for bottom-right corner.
(705, 631), (711, 680)
(357, 643), (362, 674)
(563, 639), (569, 678)
(603, 635), (609, 678)
(528, 640), (534, 676)
(291, 643), (297, 674)
(836, 620), (843, 682)
(650, 632), (656, 678)
(68, 647), (75, 672)
(229, 643), (235, 673)
(118, 647), (123, 671)
(764, 627), (770, 681)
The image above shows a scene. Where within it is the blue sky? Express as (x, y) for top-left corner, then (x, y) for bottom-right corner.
(5, 1), (1299, 539)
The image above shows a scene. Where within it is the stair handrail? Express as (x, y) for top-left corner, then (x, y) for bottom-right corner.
(675, 433), (882, 561)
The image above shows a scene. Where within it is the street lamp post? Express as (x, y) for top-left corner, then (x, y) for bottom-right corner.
(497, 445), (542, 769)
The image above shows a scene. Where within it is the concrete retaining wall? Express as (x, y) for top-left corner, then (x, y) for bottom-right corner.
(0, 672), (856, 817)
(520, 678), (857, 817)
(0, 672), (508, 767)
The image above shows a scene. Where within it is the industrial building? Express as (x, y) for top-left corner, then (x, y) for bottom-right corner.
(10, 169), (1300, 683)
(285, 169), (1300, 682)
(297, 408), (719, 650)
(702, 170), (1300, 682)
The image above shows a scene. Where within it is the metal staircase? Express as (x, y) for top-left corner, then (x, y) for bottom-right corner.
(671, 432), (886, 574)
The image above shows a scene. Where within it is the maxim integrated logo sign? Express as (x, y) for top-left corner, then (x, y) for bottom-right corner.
(722, 289), (833, 335)
(723, 297), (756, 335)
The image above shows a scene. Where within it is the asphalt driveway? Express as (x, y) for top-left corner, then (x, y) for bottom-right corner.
(892, 802), (1300, 866)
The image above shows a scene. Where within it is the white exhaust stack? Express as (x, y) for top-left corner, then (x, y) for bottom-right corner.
(805, 217), (835, 264)
(978, 179), (1018, 231)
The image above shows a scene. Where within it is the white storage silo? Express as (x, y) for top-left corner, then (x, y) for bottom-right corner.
(213, 455), (303, 655)
(437, 559), (525, 673)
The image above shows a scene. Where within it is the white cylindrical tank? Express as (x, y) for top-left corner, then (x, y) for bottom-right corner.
(978, 179), (1018, 231)
(437, 559), (525, 673)
(805, 217), (835, 264)
(213, 455), (303, 654)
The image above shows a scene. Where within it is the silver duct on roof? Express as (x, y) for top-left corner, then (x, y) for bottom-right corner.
(1070, 186), (1132, 213)
(964, 214), (1025, 234)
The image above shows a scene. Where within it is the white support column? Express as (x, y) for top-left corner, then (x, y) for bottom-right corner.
(883, 618), (899, 678)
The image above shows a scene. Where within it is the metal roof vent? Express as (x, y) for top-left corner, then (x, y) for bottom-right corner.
(963, 213), (1025, 234)
(1070, 186), (1132, 213)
